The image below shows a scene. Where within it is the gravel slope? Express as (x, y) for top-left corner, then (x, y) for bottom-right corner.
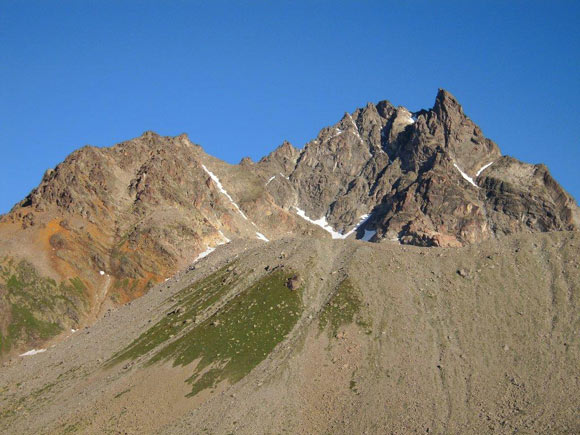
(1, 232), (579, 434)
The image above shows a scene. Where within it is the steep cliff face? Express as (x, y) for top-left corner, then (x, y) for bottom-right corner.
(0, 89), (577, 356)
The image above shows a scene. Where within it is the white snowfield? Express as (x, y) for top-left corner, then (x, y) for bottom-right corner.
(194, 245), (217, 262)
(20, 348), (46, 357)
(99, 270), (105, 276)
(294, 207), (370, 240)
(265, 175), (275, 185)
(202, 164), (248, 220)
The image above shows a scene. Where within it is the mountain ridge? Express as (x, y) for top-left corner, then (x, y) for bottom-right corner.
(0, 89), (578, 357)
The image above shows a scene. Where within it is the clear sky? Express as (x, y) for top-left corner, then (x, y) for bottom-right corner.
(1, 1), (579, 213)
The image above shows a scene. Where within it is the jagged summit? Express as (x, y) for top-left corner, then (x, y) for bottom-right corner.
(0, 89), (577, 357)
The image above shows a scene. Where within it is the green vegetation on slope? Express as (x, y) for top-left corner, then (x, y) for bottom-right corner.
(108, 262), (241, 365)
(154, 270), (302, 396)
(318, 278), (370, 335)
(111, 266), (303, 396)
(0, 258), (88, 354)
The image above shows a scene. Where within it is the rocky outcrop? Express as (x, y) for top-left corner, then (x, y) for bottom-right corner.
(257, 89), (577, 246)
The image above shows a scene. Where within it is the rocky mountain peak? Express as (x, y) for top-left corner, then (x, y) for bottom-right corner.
(433, 88), (464, 117)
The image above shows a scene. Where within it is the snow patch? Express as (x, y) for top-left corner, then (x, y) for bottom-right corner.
(476, 161), (495, 177)
(346, 113), (363, 142)
(20, 349), (46, 357)
(255, 232), (269, 242)
(265, 175), (275, 185)
(360, 229), (376, 242)
(341, 214), (371, 238)
(193, 230), (231, 263)
(329, 128), (344, 140)
(202, 164), (248, 220)
(294, 207), (370, 240)
(453, 163), (479, 188)
(194, 246), (215, 262)
(71, 329), (77, 333)
(218, 230), (230, 243)
(279, 172), (290, 180)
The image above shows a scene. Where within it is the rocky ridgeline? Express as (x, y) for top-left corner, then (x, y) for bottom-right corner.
(0, 89), (578, 356)
(256, 89), (578, 246)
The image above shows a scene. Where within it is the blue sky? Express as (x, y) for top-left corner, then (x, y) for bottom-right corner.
(1, 1), (579, 213)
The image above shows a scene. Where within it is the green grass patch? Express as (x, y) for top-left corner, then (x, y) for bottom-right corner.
(318, 278), (369, 335)
(110, 265), (303, 396)
(108, 263), (241, 365)
(8, 305), (62, 341)
(151, 270), (303, 396)
(0, 258), (88, 354)
(68, 277), (87, 295)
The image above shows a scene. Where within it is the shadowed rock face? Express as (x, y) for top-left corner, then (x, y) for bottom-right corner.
(0, 89), (577, 356)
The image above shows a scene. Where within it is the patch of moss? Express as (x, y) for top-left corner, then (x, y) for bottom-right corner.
(108, 263), (240, 365)
(68, 277), (87, 295)
(319, 278), (369, 335)
(60, 421), (86, 434)
(0, 258), (88, 354)
(109, 266), (303, 397)
(151, 270), (302, 396)
(8, 305), (62, 341)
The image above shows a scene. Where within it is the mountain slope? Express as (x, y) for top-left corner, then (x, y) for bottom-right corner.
(0, 89), (577, 357)
(0, 231), (578, 434)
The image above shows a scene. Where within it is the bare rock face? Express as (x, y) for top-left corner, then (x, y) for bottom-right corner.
(257, 88), (577, 247)
(0, 88), (577, 356)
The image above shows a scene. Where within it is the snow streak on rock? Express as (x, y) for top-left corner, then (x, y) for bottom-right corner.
(256, 232), (269, 242)
(294, 207), (370, 240)
(453, 163), (479, 188)
(194, 246), (216, 262)
(476, 161), (495, 177)
(202, 164), (248, 220)
(193, 230), (231, 263)
(20, 349), (46, 357)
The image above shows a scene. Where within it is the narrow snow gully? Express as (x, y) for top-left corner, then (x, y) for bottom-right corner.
(202, 164), (270, 242)
(453, 162), (479, 188)
(202, 164), (248, 220)
(294, 207), (370, 240)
